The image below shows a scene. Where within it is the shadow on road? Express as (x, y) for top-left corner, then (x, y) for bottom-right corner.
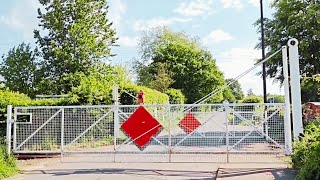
(217, 168), (297, 179)
(21, 168), (217, 179)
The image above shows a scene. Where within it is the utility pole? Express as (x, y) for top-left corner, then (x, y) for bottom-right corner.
(260, 0), (267, 103)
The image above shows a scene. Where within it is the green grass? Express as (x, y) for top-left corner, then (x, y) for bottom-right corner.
(0, 140), (18, 180)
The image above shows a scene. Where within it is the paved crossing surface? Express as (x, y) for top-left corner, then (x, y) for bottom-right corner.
(6, 157), (296, 180)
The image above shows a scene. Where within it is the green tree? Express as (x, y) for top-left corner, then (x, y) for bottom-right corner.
(267, 94), (285, 103)
(255, 1), (320, 82)
(69, 64), (131, 105)
(34, 0), (117, 94)
(226, 78), (244, 100)
(150, 63), (174, 93)
(223, 87), (236, 103)
(0, 43), (40, 97)
(300, 75), (320, 103)
(247, 88), (255, 96)
(136, 27), (225, 103)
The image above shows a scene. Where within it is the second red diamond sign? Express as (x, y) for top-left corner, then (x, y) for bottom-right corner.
(178, 113), (201, 134)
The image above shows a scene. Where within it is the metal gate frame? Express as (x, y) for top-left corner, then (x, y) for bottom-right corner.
(227, 105), (285, 152)
(13, 108), (63, 153)
(6, 38), (303, 161)
(7, 102), (290, 162)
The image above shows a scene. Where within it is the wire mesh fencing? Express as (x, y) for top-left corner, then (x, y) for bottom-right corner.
(11, 103), (287, 163)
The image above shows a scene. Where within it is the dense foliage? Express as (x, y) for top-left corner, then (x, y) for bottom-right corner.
(223, 87), (236, 103)
(241, 96), (263, 103)
(256, 1), (320, 83)
(119, 84), (169, 105)
(267, 94), (285, 103)
(0, 43), (40, 97)
(33, 0), (117, 94)
(165, 88), (185, 104)
(0, 89), (67, 136)
(292, 120), (320, 180)
(226, 79), (244, 101)
(135, 27), (226, 103)
(300, 75), (320, 103)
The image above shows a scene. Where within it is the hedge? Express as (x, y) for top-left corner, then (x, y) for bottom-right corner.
(0, 89), (67, 136)
(292, 120), (320, 180)
(241, 95), (263, 103)
(165, 88), (185, 104)
(119, 84), (169, 105)
(0, 83), (169, 136)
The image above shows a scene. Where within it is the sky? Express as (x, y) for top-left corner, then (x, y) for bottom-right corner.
(0, 0), (284, 96)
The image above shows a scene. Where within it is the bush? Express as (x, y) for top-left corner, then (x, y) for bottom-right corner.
(223, 87), (236, 103)
(0, 138), (18, 179)
(0, 89), (67, 136)
(165, 88), (185, 104)
(119, 84), (169, 105)
(267, 95), (284, 103)
(242, 95), (263, 103)
(67, 71), (114, 105)
(292, 120), (320, 180)
(240, 96), (263, 112)
(67, 65), (169, 105)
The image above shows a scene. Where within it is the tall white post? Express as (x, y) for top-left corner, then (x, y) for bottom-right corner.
(223, 100), (230, 163)
(61, 108), (64, 161)
(112, 85), (119, 142)
(282, 46), (292, 154)
(112, 85), (119, 162)
(6, 105), (12, 155)
(288, 38), (303, 139)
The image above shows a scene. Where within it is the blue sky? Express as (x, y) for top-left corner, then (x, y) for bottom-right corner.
(0, 0), (283, 96)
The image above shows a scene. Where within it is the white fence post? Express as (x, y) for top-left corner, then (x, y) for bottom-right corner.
(167, 103), (172, 162)
(61, 108), (64, 161)
(113, 85), (119, 154)
(6, 105), (12, 155)
(282, 46), (292, 154)
(288, 38), (303, 139)
(112, 86), (119, 139)
(223, 100), (230, 163)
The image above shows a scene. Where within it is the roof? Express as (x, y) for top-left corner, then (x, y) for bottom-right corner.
(306, 102), (320, 106)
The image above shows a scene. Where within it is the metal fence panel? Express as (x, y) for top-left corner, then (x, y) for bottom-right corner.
(12, 103), (287, 163)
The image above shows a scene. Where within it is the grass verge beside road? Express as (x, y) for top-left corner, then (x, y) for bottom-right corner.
(0, 138), (18, 180)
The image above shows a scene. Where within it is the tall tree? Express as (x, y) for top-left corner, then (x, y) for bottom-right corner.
(300, 75), (320, 103)
(149, 63), (174, 93)
(256, 1), (320, 82)
(34, 0), (117, 94)
(226, 78), (244, 100)
(136, 27), (225, 103)
(247, 88), (255, 96)
(0, 43), (40, 97)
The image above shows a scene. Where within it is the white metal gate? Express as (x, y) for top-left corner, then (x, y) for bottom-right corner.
(6, 38), (301, 163)
(8, 103), (288, 163)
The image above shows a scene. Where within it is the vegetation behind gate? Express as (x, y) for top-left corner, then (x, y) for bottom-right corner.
(292, 120), (320, 180)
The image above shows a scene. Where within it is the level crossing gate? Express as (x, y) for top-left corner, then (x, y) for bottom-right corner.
(6, 38), (302, 163)
(9, 103), (287, 163)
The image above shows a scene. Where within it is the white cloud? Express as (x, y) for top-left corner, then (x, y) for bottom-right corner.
(215, 48), (283, 95)
(174, 0), (213, 16)
(248, 0), (272, 7)
(221, 0), (243, 9)
(133, 17), (192, 31)
(0, 0), (39, 39)
(117, 36), (139, 47)
(203, 29), (234, 44)
(248, 0), (260, 7)
(108, 0), (127, 31)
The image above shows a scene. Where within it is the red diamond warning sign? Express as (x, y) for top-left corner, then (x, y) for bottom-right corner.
(179, 113), (201, 134)
(120, 106), (163, 150)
